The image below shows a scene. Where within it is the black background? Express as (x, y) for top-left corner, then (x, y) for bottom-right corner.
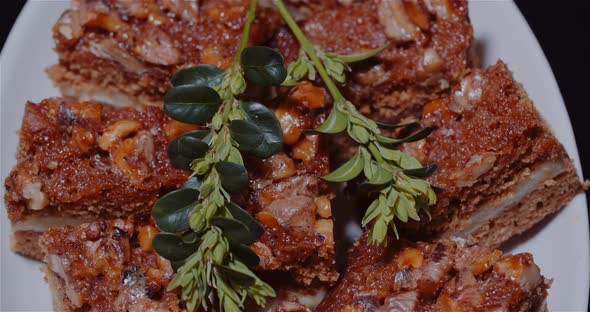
(1, 0), (589, 307)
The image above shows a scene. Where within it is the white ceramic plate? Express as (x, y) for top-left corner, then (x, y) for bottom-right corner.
(1, 1), (588, 311)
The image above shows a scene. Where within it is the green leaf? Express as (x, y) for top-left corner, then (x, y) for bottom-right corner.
(312, 108), (347, 134)
(153, 232), (198, 262)
(432, 185), (446, 193)
(322, 151), (364, 182)
(152, 188), (199, 233)
(376, 120), (418, 129)
(170, 64), (225, 88)
(167, 130), (211, 169)
(215, 264), (256, 286)
(402, 163), (438, 178)
(230, 102), (283, 158)
(232, 244), (260, 269)
(328, 43), (390, 63)
(181, 176), (202, 190)
(367, 163), (394, 185)
(164, 85), (221, 124)
(241, 46), (287, 86)
(211, 216), (257, 246)
(215, 161), (248, 193)
(226, 202), (263, 238)
(349, 124), (370, 144)
(376, 127), (432, 146)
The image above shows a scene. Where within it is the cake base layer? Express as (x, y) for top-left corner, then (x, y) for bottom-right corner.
(397, 61), (583, 247)
(11, 230), (44, 260)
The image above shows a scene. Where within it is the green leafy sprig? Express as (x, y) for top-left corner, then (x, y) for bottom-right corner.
(272, 0), (437, 244)
(151, 0), (288, 311)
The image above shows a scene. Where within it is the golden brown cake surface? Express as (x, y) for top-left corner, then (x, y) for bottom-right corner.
(400, 61), (582, 246)
(4, 92), (337, 283)
(48, 0), (282, 106)
(273, 0), (474, 124)
(40, 212), (329, 312)
(316, 233), (549, 312)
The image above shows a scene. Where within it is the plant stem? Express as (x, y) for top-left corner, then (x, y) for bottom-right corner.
(272, 0), (346, 104)
(234, 0), (259, 66)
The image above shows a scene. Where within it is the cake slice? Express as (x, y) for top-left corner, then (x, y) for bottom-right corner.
(316, 233), (550, 312)
(4, 98), (190, 259)
(273, 0), (475, 124)
(400, 61), (583, 246)
(40, 211), (328, 311)
(4, 93), (337, 283)
(47, 0), (281, 107)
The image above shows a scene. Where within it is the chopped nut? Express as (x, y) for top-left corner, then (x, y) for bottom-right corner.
(397, 248), (424, 269)
(290, 81), (326, 109)
(87, 38), (148, 74)
(113, 130), (155, 185)
(424, 0), (453, 19)
(160, 0), (199, 22)
(292, 134), (319, 162)
(138, 225), (158, 252)
(422, 48), (444, 74)
(451, 152), (497, 187)
(314, 219), (334, 243)
(164, 120), (200, 142)
(70, 101), (102, 123)
(275, 103), (304, 145)
(314, 196), (332, 218)
(404, 0), (430, 30)
(22, 181), (48, 211)
(84, 12), (126, 33)
(262, 153), (297, 181)
(134, 25), (181, 65)
(423, 98), (457, 127)
(201, 47), (232, 69)
(71, 126), (95, 153)
(98, 120), (142, 152)
(471, 250), (502, 276)
(377, 0), (421, 42)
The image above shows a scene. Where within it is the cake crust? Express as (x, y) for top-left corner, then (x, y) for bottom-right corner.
(40, 212), (331, 311)
(400, 61), (583, 246)
(316, 233), (549, 312)
(273, 0), (474, 124)
(4, 93), (338, 283)
(48, 0), (282, 107)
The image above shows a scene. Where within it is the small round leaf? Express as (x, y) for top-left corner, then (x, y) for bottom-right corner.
(167, 130), (211, 169)
(153, 232), (198, 262)
(181, 176), (202, 190)
(322, 151), (365, 182)
(402, 163), (438, 178)
(215, 162), (248, 193)
(230, 102), (283, 158)
(215, 264), (256, 286)
(211, 216), (257, 246)
(241, 46), (287, 86)
(171, 64), (225, 88)
(226, 202), (263, 238)
(152, 188), (199, 233)
(164, 85), (221, 124)
(232, 244), (260, 269)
